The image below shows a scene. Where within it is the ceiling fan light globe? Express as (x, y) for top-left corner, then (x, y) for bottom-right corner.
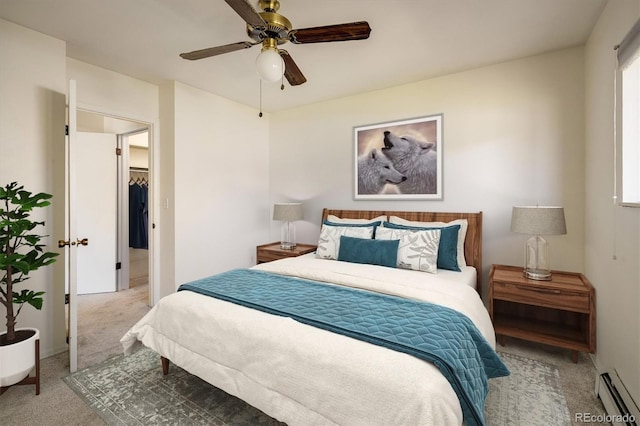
(256, 48), (284, 82)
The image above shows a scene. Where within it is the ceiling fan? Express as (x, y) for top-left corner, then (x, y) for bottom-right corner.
(179, 0), (371, 86)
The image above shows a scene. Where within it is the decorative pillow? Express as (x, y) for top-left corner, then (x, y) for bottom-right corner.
(375, 227), (440, 274)
(389, 216), (468, 267)
(382, 222), (461, 272)
(337, 236), (399, 268)
(316, 225), (374, 260)
(327, 214), (387, 224)
(323, 219), (383, 238)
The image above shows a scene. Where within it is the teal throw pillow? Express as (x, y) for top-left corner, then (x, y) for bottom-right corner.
(337, 236), (399, 268)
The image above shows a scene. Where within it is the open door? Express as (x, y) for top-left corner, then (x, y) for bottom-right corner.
(64, 80), (79, 373)
(64, 82), (120, 372)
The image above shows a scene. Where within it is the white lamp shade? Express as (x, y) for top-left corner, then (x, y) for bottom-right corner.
(273, 203), (303, 221)
(273, 203), (302, 250)
(510, 206), (567, 235)
(256, 48), (284, 82)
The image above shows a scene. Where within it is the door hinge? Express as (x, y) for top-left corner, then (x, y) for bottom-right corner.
(65, 125), (69, 136)
(116, 148), (122, 156)
(65, 293), (69, 305)
(116, 262), (122, 270)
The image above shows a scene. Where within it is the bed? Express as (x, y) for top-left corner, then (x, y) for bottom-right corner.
(121, 209), (507, 426)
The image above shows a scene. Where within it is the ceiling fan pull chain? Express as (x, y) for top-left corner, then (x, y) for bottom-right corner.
(259, 79), (263, 118)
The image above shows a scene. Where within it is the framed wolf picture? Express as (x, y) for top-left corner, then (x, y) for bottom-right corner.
(354, 114), (443, 200)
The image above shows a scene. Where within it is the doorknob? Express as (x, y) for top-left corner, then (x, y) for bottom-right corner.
(58, 238), (89, 248)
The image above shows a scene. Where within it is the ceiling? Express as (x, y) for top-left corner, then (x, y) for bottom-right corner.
(0, 0), (606, 113)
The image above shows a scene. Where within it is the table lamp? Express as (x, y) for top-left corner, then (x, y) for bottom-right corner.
(510, 206), (567, 280)
(273, 203), (303, 250)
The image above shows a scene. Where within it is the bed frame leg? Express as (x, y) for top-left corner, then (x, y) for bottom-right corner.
(161, 356), (169, 375)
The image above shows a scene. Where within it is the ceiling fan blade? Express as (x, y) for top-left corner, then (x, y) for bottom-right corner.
(224, 0), (267, 29)
(180, 41), (256, 60)
(279, 50), (307, 86)
(289, 21), (371, 44)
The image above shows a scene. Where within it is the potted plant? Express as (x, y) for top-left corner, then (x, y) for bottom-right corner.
(1, 182), (58, 392)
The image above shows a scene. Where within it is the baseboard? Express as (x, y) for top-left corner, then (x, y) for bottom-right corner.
(41, 344), (68, 359)
(595, 370), (639, 425)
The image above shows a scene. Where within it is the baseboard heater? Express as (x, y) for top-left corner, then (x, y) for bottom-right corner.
(596, 371), (639, 426)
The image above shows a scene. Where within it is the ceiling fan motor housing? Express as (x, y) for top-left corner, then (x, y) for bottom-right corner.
(246, 0), (292, 46)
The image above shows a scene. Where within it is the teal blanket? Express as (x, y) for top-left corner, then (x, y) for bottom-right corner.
(178, 268), (509, 426)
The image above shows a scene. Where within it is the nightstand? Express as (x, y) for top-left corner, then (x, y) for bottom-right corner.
(256, 242), (317, 264)
(489, 264), (596, 363)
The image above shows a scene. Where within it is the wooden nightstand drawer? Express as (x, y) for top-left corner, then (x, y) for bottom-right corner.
(492, 281), (590, 313)
(257, 250), (287, 263)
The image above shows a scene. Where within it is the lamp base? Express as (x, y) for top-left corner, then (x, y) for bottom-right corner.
(524, 268), (552, 281)
(280, 242), (296, 250)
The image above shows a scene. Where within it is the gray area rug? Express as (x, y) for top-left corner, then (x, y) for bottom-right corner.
(486, 352), (570, 425)
(64, 347), (570, 425)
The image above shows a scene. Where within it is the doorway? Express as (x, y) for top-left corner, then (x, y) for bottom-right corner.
(72, 110), (153, 368)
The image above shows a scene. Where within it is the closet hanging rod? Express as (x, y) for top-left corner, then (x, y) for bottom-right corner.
(130, 167), (148, 172)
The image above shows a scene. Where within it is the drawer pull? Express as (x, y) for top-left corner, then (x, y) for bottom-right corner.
(515, 285), (561, 294)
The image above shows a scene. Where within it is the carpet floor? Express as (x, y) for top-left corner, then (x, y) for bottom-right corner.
(63, 346), (570, 425)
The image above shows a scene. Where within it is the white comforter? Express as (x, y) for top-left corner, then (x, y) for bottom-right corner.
(121, 256), (496, 426)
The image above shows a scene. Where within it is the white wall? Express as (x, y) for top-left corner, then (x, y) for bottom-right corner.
(67, 58), (159, 122)
(269, 47), (586, 298)
(0, 19), (67, 357)
(158, 82), (176, 299)
(585, 0), (640, 406)
(171, 81), (270, 285)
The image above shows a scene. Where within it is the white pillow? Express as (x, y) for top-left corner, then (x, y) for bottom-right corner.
(375, 227), (440, 274)
(316, 225), (374, 260)
(326, 214), (387, 224)
(388, 216), (468, 267)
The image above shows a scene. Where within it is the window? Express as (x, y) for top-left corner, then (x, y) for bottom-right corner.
(617, 19), (640, 206)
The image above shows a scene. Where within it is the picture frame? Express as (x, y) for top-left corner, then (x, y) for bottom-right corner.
(354, 114), (443, 200)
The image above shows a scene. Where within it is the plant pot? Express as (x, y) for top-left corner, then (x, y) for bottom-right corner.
(0, 327), (39, 387)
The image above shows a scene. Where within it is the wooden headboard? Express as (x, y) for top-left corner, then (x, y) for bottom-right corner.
(321, 208), (483, 294)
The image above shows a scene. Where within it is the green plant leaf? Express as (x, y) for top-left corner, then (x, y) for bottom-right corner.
(13, 289), (45, 310)
(2, 181), (58, 334)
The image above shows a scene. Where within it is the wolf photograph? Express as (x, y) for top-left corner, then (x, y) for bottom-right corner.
(354, 114), (443, 200)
